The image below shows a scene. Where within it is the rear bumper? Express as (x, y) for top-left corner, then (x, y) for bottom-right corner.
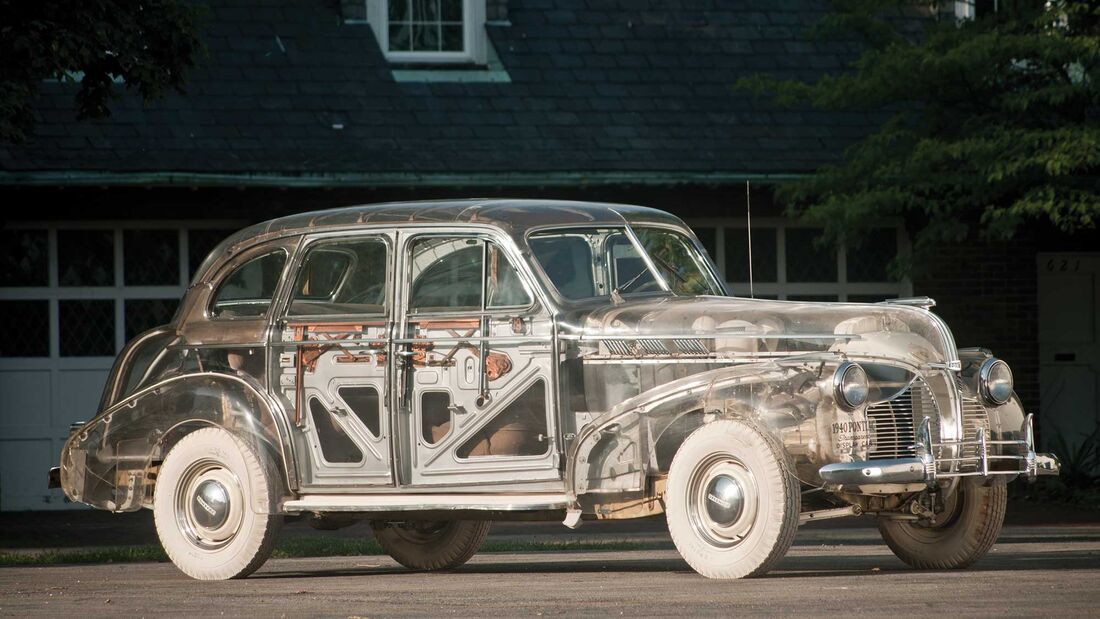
(820, 413), (1060, 486)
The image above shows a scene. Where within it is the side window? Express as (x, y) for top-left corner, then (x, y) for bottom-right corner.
(408, 237), (532, 313)
(290, 238), (388, 316)
(607, 233), (655, 293)
(528, 235), (595, 299)
(409, 238), (482, 313)
(211, 251), (287, 318)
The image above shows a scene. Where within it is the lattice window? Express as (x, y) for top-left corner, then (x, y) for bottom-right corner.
(59, 299), (115, 357)
(58, 230), (114, 287)
(0, 300), (49, 357)
(124, 230), (180, 286)
(687, 219), (910, 302)
(0, 229), (48, 287)
(124, 298), (179, 340)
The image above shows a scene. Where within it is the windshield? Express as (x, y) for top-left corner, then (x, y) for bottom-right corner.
(528, 227), (722, 300)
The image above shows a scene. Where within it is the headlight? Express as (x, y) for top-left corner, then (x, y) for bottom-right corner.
(979, 358), (1013, 405)
(833, 362), (869, 410)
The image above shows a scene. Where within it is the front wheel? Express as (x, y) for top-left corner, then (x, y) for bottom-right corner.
(878, 477), (1007, 569)
(665, 419), (800, 579)
(370, 520), (490, 571)
(153, 427), (283, 580)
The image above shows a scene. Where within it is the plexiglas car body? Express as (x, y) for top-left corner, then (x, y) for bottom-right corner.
(53, 199), (1059, 580)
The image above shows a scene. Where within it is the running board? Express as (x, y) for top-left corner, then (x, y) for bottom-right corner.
(283, 493), (570, 514)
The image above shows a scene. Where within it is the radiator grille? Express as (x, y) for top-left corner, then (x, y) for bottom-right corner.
(867, 378), (938, 460)
(959, 396), (991, 470)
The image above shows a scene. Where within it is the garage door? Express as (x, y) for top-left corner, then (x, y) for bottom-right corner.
(0, 223), (235, 511)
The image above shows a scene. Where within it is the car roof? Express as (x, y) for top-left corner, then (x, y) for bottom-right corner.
(194, 199), (686, 281)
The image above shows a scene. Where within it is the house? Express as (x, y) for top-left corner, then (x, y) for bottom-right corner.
(0, 0), (1094, 510)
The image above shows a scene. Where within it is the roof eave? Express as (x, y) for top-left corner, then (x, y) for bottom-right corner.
(0, 170), (809, 188)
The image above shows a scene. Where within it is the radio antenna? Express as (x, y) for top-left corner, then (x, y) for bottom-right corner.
(746, 180), (754, 298)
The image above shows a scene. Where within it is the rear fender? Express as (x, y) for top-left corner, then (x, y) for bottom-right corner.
(59, 371), (296, 513)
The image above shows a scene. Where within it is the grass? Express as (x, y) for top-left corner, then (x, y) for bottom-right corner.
(0, 536), (661, 568)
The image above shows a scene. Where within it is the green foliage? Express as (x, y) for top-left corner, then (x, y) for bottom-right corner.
(737, 1), (1100, 269)
(0, 0), (204, 143)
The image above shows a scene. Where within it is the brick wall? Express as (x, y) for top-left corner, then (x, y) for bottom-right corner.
(913, 234), (1041, 414)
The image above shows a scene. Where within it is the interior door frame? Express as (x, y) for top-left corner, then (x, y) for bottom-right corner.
(272, 229), (399, 488)
(393, 225), (562, 488)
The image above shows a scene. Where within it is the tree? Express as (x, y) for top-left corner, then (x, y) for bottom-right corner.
(738, 1), (1100, 270)
(0, 0), (204, 143)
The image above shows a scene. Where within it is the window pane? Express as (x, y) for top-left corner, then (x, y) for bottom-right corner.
(389, 23), (411, 51)
(633, 228), (721, 295)
(125, 298), (179, 340)
(0, 300), (49, 357)
(529, 235), (595, 299)
(58, 230), (114, 287)
(0, 229), (48, 287)
(389, 0), (409, 21)
(211, 251), (287, 318)
(847, 229), (898, 283)
(290, 238), (388, 316)
(412, 23), (440, 50)
(188, 229), (235, 279)
(409, 237), (482, 313)
(59, 299), (115, 356)
(785, 228), (837, 283)
(786, 294), (837, 302)
(124, 230), (179, 286)
(440, 25), (464, 51)
(486, 244), (531, 308)
(725, 227), (777, 283)
(608, 233), (658, 293)
(441, 0), (463, 21)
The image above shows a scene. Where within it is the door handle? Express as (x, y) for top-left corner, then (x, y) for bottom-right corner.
(395, 350), (417, 357)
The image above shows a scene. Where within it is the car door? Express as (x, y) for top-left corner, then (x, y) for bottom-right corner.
(395, 230), (560, 486)
(273, 232), (395, 487)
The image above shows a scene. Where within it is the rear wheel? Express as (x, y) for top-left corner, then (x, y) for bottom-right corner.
(153, 427), (282, 580)
(878, 477), (1007, 569)
(665, 419), (800, 579)
(370, 520), (490, 571)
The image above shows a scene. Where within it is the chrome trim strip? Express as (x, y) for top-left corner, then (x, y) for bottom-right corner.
(283, 493), (570, 513)
(560, 333), (862, 341)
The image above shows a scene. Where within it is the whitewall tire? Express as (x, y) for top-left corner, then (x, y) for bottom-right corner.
(665, 419), (800, 579)
(154, 427), (283, 580)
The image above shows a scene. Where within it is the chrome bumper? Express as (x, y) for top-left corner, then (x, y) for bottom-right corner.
(820, 413), (1061, 486)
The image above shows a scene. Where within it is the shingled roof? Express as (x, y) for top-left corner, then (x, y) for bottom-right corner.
(0, 0), (876, 186)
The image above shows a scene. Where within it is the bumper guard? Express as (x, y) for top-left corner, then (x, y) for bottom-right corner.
(819, 413), (1061, 486)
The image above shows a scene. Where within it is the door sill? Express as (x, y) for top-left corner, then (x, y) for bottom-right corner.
(283, 492), (570, 513)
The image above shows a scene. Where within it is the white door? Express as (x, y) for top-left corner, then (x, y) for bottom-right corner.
(1037, 253), (1100, 460)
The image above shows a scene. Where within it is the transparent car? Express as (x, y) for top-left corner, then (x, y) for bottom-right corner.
(51, 199), (1060, 580)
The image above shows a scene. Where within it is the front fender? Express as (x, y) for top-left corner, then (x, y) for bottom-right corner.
(59, 371), (297, 513)
(566, 358), (862, 499)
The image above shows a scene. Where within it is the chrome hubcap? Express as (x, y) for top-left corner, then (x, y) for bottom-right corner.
(687, 455), (758, 549)
(704, 474), (745, 527)
(191, 480), (230, 530)
(176, 460), (244, 550)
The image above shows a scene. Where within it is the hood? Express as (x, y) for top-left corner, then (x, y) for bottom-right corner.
(557, 295), (957, 369)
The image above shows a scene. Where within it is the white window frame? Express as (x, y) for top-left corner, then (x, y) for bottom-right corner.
(367, 0), (487, 65)
(0, 221), (245, 367)
(686, 218), (913, 302)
